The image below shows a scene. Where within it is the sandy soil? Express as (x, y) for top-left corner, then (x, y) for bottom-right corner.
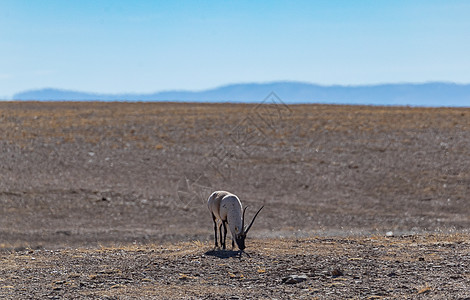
(1, 101), (469, 298)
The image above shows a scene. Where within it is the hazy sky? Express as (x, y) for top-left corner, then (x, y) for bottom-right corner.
(1, 0), (469, 99)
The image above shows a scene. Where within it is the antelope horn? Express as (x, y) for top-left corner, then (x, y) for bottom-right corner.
(241, 206), (248, 231)
(244, 205), (264, 234)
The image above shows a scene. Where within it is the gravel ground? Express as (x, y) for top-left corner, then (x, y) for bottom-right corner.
(1, 235), (469, 299)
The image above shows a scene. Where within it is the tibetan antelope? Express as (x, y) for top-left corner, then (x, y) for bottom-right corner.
(207, 191), (264, 252)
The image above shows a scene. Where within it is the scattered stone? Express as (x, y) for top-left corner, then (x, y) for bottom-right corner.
(331, 269), (343, 278)
(282, 274), (308, 284)
(387, 272), (397, 277)
(56, 230), (71, 236)
(178, 274), (189, 280)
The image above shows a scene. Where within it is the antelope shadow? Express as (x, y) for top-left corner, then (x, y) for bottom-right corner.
(204, 249), (241, 259)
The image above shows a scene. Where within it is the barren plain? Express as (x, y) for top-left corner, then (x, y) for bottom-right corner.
(0, 101), (469, 299)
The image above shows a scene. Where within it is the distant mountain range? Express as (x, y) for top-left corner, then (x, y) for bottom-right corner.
(12, 81), (470, 107)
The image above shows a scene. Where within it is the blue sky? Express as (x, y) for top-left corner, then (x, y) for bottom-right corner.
(1, 0), (470, 99)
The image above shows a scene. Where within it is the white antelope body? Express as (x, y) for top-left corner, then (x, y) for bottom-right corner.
(207, 191), (263, 251)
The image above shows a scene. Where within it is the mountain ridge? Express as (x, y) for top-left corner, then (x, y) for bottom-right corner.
(12, 81), (470, 106)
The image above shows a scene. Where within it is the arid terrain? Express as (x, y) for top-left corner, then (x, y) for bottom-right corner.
(1, 101), (469, 298)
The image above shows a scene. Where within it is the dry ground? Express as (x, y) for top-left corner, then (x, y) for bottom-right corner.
(1, 101), (470, 298)
(1, 235), (469, 299)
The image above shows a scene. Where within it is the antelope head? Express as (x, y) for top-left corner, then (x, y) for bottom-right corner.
(235, 205), (264, 251)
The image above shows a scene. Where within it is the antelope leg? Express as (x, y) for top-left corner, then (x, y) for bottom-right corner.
(212, 213), (218, 248)
(222, 221), (227, 250)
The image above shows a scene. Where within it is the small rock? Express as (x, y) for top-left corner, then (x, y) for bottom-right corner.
(331, 269), (343, 278)
(386, 231), (394, 237)
(282, 274), (308, 284)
